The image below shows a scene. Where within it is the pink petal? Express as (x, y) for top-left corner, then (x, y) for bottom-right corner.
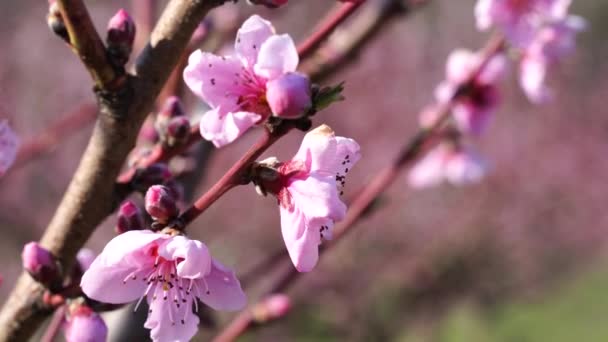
(444, 149), (487, 185)
(254, 35), (299, 80)
(289, 175), (346, 221)
(198, 260), (246, 311)
(145, 298), (199, 342)
(293, 125), (337, 172)
(434, 81), (456, 104)
(183, 50), (245, 111)
(279, 206), (321, 272)
(158, 236), (212, 279)
(478, 54), (507, 84)
(0, 120), (19, 177)
(199, 108), (261, 147)
(81, 263), (147, 304)
(452, 103), (493, 136)
(408, 145), (450, 188)
(474, 0), (493, 30)
(446, 49), (477, 84)
(235, 15), (275, 67)
(520, 55), (550, 103)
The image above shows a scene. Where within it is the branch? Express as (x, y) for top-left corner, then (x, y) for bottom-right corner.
(297, 0), (365, 59)
(56, 0), (121, 90)
(212, 34), (506, 342)
(0, 1), (228, 340)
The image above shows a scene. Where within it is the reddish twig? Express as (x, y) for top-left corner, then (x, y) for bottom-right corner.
(10, 103), (97, 171)
(212, 34), (506, 342)
(40, 306), (65, 342)
(297, 0), (365, 59)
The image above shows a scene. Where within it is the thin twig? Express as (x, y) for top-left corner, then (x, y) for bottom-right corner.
(297, 0), (365, 59)
(40, 306), (65, 342)
(212, 34), (506, 342)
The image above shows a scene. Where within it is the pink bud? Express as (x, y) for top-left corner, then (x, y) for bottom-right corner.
(158, 96), (185, 120)
(64, 305), (108, 342)
(116, 200), (145, 234)
(106, 9), (136, 66)
(131, 163), (172, 193)
(165, 116), (191, 147)
(21, 242), (61, 287)
(145, 185), (178, 223)
(266, 72), (312, 119)
(253, 294), (292, 322)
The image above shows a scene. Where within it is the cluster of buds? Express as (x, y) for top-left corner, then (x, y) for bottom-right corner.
(154, 96), (192, 148)
(106, 9), (136, 67)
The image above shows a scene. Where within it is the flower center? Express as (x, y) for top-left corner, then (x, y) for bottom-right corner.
(123, 257), (209, 326)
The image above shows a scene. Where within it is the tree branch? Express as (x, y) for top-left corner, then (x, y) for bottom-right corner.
(0, 1), (228, 340)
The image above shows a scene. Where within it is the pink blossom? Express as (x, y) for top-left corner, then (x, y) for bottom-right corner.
(519, 15), (586, 103)
(63, 305), (108, 342)
(184, 15), (309, 147)
(0, 119), (19, 177)
(434, 49), (506, 136)
(408, 143), (487, 188)
(266, 125), (360, 272)
(81, 230), (246, 342)
(475, 0), (572, 46)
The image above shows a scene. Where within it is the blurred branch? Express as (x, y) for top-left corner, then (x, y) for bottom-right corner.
(304, 0), (429, 82)
(297, 0), (365, 59)
(213, 34), (506, 342)
(8, 103), (97, 172)
(0, 1), (230, 340)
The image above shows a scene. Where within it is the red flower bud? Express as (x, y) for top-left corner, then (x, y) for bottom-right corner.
(145, 185), (178, 223)
(64, 305), (108, 342)
(267, 72), (312, 119)
(106, 9), (136, 66)
(116, 200), (145, 234)
(21, 242), (61, 289)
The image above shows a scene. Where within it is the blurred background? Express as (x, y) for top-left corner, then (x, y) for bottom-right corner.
(1, 0), (608, 341)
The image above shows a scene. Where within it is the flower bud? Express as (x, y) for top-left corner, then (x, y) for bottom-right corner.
(116, 200), (145, 234)
(47, 1), (69, 43)
(145, 185), (178, 223)
(164, 116), (191, 147)
(266, 72), (312, 119)
(138, 117), (159, 145)
(64, 305), (108, 342)
(131, 163), (172, 193)
(155, 96), (186, 137)
(252, 294), (292, 323)
(106, 9), (136, 66)
(22, 242), (61, 288)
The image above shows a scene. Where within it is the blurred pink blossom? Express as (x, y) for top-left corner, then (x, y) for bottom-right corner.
(0, 120), (19, 177)
(408, 143), (487, 188)
(519, 15), (586, 103)
(80, 230), (246, 342)
(434, 49), (506, 135)
(270, 125), (360, 272)
(184, 15), (308, 147)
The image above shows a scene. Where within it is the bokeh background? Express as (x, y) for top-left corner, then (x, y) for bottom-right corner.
(1, 0), (608, 341)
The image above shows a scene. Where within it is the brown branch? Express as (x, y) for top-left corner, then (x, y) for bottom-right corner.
(56, 0), (121, 90)
(212, 34), (506, 342)
(0, 1), (229, 340)
(297, 0), (365, 59)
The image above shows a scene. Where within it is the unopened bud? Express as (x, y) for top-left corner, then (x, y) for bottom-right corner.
(145, 185), (179, 223)
(164, 116), (191, 147)
(247, 0), (288, 8)
(22, 242), (61, 289)
(106, 9), (136, 66)
(64, 304), (108, 342)
(47, 2), (69, 43)
(253, 294), (292, 323)
(138, 117), (159, 145)
(155, 96), (186, 137)
(131, 163), (172, 193)
(116, 200), (145, 234)
(267, 72), (312, 119)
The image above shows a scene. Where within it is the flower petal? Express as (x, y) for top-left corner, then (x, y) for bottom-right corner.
(408, 145), (450, 188)
(200, 108), (261, 147)
(145, 297), (199, 342)
(446, 49), (477, 84)
(445, 149), (487, 185)
(80, 263), (147, 304)
(520, 55), (550, 103)
(289, 174), (346, 221)
(280, 206), (321, 272)
(254, 34), (299, 80)
(184, 50), (245, 110)
(478, 54), (507, 84)
(198, 260), (246, 311)
(158, 236), (212, 279)
(235, 15), (275, 67)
